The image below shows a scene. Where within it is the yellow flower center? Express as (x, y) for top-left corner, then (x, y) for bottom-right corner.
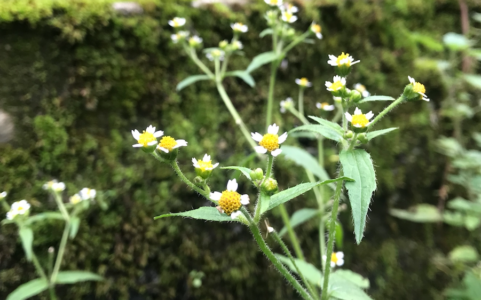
(269, 0), (278, 4)
(284, 12), (293, 21)
(259, 134), (279, 152)
(138, 131), (157, 147)
(331, 253), (339, 264)
(299, 78), (309, 86)
(159, 136), (177, 151)
(412, 82), (426, 94)
(173, 19), (181, 26)
(356, 84), (366, 92)
(336, 52), (351, 66)
(330, 80), (344, 91)
(218, 191), (242, 216)
(197, 160), (214, 171)
(312, 24), (321, 33)
(351, 114), (369, 128)
(70, 195), (81, 205)
(320, 102), (329, 108)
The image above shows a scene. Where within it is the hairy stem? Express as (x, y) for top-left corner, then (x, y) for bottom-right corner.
(367, 96), (405, 129)
(266, 62), (279, 130)
(298, 88), (305, 117)
(171, 160), (210, 198)
(31, 252), (48, 281)
(279, 204), (305, 261)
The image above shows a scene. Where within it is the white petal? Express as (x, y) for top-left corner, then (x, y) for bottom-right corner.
(211, 162), (219, 169)
(340, 77), (347, 85)
(365, 111), (374, 120)
(203, 154), (211, 161)
(289, 16), (298, 23)
(324, 105), (335, 111)
(362, 91), (370, 97)
(333, 75), (342, 82)
(131, 130), (140, 140)
(251, 132), (264, 142)
(173, 140), (188, 148)
(168, 20), (174, 26)
(240, 194), (250, 205)
(192, 158), (198, 167)
(271, 149), (282, 157)
(306, 82), (312, 87)
(268, 124), (279, 134)
(255, 146), (268, 154)
(331, 261), (336, 268)
(146, 125), (155, 133)
(147, 141), (158, 146)
(325, 81), (333, 88)
(295, 79), (301, 85)
(227, 179), (238, 192)
(316, 32), (323, 39)
(344, 112), (352, 122)
(316, 103), (321, 109)
(158, 147), (169, 153)
(132, 144), (143, 148)
(154, 131), (164, 138)
(278, 132), (288, 144)
(408, 76), (415, 83)
(354, 107), (362, 115)
(351, 60), (360, 65)
(337, 258), (344, 266)
(231, 211), (241, 219)
(329, 54), (337, 60)
(267, 226), (274, 232)
(336, 252), (344, 259)
(210, 192), (222, 201)
(353, 124), (363, 128)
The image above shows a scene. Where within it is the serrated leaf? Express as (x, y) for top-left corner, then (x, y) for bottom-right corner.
(24, 212), (64, 225)
(6, 278), (48, 300)
(221, 166), (252, 180)
(390, 204), (442, 223)
(279, 208), (319, 237)
(70, 216), (80, 239)
(176, 75), (211, 91)
(308, 116), (343, 134)
(154, 207), (233, 222)
(246, 51), (278, 73)
(281, 145), (330, 181)
(55, 271), (103, 284)
(329, 273), (374, 300)
(449, 245), (479, 263)
(275, 254), (323, 286)
(340, 149), (376, 244)
(19, 227), (33, 261)
(259, 28), (273, 37)
(358, 95), (395, 103)
(333, 269), (370, 289)
(267, 177), (353, 212)
(366, 128), (398, 141)
(290, 125), (343, 142)
(225, 71), (255, 87)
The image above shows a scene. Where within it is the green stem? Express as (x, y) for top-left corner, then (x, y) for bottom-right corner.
(320, 171), (344, 300)
(306, 171), (325, 268)
(288, 107), (309, 125)
(242, 207), (313, 300)
(264, 155), (274, 181)
(279, 204), (305, 261)
(50, 221), (71, 283)
(282, 31), (311, 55)
(216, 82), (258, 151)
(347, 133), (358, 151)
(53, 193), (69, 221)
(49, 286), (57, 300)
(317, 138), (324, 168)
(31, 252), (48, 281)
(367, 96), (405, 129)
(271, 231), (319, 300)
(187, 47), (214, 78)
(266, 62), (279, 130)
(298, 88), (305, 117)
(171, 160), (210, 198)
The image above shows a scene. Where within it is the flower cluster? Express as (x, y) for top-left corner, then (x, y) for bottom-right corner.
(132, 125), (187, 155)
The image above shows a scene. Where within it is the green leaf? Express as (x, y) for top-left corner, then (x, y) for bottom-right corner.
(279, 208), (319, 237)
(437, 137), (464, 157)
(225, 71), (255, 87)
(55, 271), (103, 284)
(333, 269), (370, 289)
(154, 207), (233, 222)
(246, 51), (278, 73)
(473, 133), (481, 148)
(19, 227), (33, 261)
(447, 197), (481, 213)
(221, 166), (252, 180)
(335, 221), (344, 249)
(390, 204), (442, 223)
(329, 273), (374, 300)
(410, 32), (444, 52)
(6, 278), (48, 300)
(358, 95), (395, 103)
(366, 128), (398, 141)
(176, 75), (211, 91)
(259, 28), (273, 37)
(340, 149), (377, 244)
(70, 216), (80, 239)
(259, 192), (271, 217)
(290, 124), (343, 142)
(464, 74), (481, 89)
(308, 116), (343, 134)
(443, 32), (471, 51)
(281, 145), (330, 181)
(24, 212), (64, 225)
(464, 215), (481, 231)
(464, 272), (481, 300)
(443, 211), (464, 227)
(448, 245), (479, 263)
(275, 254), (323, 286)
(267, 177), (353, 212)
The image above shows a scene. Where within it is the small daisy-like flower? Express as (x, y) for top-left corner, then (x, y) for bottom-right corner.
(281, 10), (297, 23)
(206, 49), (225, 61)
(311, 23), (322, 39)
(171, 31), (189, 43)
(231, 22), (248, 33)
(210, 179), (249, 219)
(345, 107), (374, 128)
(0, 191), (7, 200)
(192, 154), (219, 176)
(157, 136), (188, 153)
(219, 40), (229, 49)
(283, 3), (298, 13)
(43, 180), (66, 192)
(132, 125), (163, 148)
(168, 17), (186, 28)
(325, 75), (346, 92)
(6, 211), (15, 220)
(327, 52), (360, 67)
(408, 76), (429, 101)
(295, 77), (312, 88)
(9, 200), (31, 218)
(354, 83), (370, 97)
(323, 251), (344, 267)
(231, 41), (243, 50)
(316, 102), (335, 111)
(264, 0), (283, 6)
(188, 35), (203, 47)
(280, 97), (294, 113)
(79, 188), (96, 200)
(69, 194), (83, 205)
(251, 124), (288, 157)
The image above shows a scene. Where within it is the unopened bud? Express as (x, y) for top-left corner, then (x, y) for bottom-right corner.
(193, 176), (204, 184)
(250, 168), (264, 181)
(343, 130), (353, 139)
(357, 133), (368, 144)
(261, 178), (278, 195)
(349, 90), (362, 103)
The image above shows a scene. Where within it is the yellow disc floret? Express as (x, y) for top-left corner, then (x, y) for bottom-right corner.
(218, 191), (242, 216)
(159, 136), (177, 151)
(197, 160), (213, 171)
(312, 24), (321, 34)
(320, 102), (329, 109)
(138, 131), (156, 147)
(330, 80), (344, 91)
(351, 114), (369, 128)
(412, 82), (426, 94)
(336, 52), (351, 66)
(299, 78), (309, 86)
(259, 134), (279, 152)
(331, 253), (339, 264)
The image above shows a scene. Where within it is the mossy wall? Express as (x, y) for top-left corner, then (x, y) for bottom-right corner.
(0, 0), (477, 299)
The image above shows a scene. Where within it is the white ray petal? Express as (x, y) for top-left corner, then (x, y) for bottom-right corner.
(202, 154), (210, 161)
(251, 132), (263, 142)
(278, 132), (288, 144)
(336, 252), (344, 259)
(154, 131), (163, 138)
(255, 146), (268, 154)
(268, 124), (279, 134)
(147, 141), (158, 146)
(271, 149), (282, 157)
(337, 258), (344, 266)
(158, 147), (169, 153)
(132, 130), (140, 140)
(227, 179), (238, 192)
(344, 112), (352, 122)
(211, 162), (219, 169)
(132, 144), (143, 148)
(354, 107), (362, 115)
(210, 192), (222, 201)
(231, 211), (241, 219)
(365, 111), (374, 120)
(240, 194), (250, 205)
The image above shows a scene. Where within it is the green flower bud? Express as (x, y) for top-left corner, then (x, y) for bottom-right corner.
(250, 168), (264, 181)
(343, 130), (353, 139)
(192, 278), (202, 288)
(261, 178), (278, 195)
(349, 90), (362, 103)
(219, 40), (229, 49)
(358, 133), (368, 144)
(193, 176), (204, 184)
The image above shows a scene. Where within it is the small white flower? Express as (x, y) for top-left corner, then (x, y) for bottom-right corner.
(132, 125), (163, 148)
(295, 77), (312, 87)
(43, 180), (65, 192)
(69, 194), (83, 205)
(231, 22), (248, 33)
(267, 226), (275, 233)
(189, 35), (203, 46)
(192, 154), (219, 171)
(327, 52), (360, 67)
(323, 251), (344, 268)
(325, 75), (346, 92)
(264, 0), (283, 6)
(79, 188), (96, 200)
(157, 136), (188, 153)
(251, 124), (288, 157)
(171, 31), (189, 43)
(345, 107), (374, 128)
(231, 41), (243, 50)
(354, 83), (370, 97)
(316, 102), (335, 111)
(206, 49), (225, 61)
(0, 191), (7, 200)
(281, 10), (297, 23)
(283, 3), (298, 13)
(10, 200), (31, 217)
(280, 97), (294, 113)
(210, 179), (249, 219)
(168, 17), (186, 28)
(6, 211), (15, 220)
(408, 76), (430, 101)
(311, 23), (322, 39)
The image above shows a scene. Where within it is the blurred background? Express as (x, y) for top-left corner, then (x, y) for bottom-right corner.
(1, 0), (480, 299)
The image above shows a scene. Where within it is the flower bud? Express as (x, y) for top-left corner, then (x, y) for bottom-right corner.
(284, 28), (296, 38)
(261, 178), (278, 195)
(357, 133), (368, 144)
(193, 176), (204, 184)
(333, 97), (342, 104)
(250, 168), (264, 181)
(343, 130), (353, 139)
(265, 10), (278, 26)
(219, 40), (229, 49)
(0, 191), (7, 200)
(349, 90), (362, 103)
(402, 84), (419, 102)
